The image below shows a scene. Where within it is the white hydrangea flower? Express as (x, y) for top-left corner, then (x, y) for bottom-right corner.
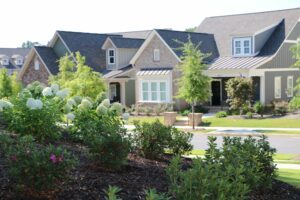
(110, 102), (123, 115)
(50, 84), (60, 94)
(122, 112), (130, 121)
(101, 99), (110, 108)
(26, 98), (43, 110)
(0, 99), (13, 110)
(63, 104), (72, 114)
(67, 98), (77, 107)
(96, 104), (108, 115)
(78, 99), (92, 110)
(66, 113), (75, 121)
(42, 87), (53, 97)
(56, 89), (69, 99)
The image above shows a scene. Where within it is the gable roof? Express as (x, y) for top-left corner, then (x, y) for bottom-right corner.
(155, 29), (219, 62)
(0, 48), (30, 71)
(109, 37), (145, 48)
(197, 7), (300, 57)
(56, 31), (122, 73)
(34, 46), (59, 74)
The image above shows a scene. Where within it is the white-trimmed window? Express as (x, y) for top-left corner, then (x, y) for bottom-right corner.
(233, 37), (252, 56)
(108, 49), (115, 64)
(16, 58), (23, 65)
(274, 76), (281, 99)
(287, 76), (293, 97)
(153, 49), (160, 61)
(1, 59), (9, 65)
(34, 59), (40, 70)
(141, 80), (168, 102)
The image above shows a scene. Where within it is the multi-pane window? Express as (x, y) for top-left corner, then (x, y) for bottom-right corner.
(274, 76), (281, 99)
(141, 81), (168, 102)
(233, 37), (251, 56)
(108, 49), (115, 64)
(287, 76), (293, 97)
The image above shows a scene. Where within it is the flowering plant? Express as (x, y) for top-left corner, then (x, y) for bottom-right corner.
(6, 135), (77, 191)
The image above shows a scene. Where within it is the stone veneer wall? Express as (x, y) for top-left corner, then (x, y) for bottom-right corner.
(22, 55), (50, 85)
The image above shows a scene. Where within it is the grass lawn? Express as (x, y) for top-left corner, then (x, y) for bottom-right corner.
(202, 117), (300, 128)
(128, 116), (163, 124)
(278, 169), (300, 188)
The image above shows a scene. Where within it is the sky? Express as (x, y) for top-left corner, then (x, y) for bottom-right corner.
(1, 0), (300, 47)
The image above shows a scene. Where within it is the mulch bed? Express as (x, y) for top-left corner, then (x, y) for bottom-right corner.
(1, 140), (300, 200)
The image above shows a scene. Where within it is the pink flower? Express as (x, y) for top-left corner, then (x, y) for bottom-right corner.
(50, 154), (57, 163)
(10, 155), (17, 162)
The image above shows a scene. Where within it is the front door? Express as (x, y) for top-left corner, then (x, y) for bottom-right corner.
(211, 81), (221, 106)
(109, 83), (120, 103)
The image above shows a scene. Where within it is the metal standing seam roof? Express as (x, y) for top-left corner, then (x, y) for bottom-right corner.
(136, 68), (172, 76)
(208, 56), (271, 70)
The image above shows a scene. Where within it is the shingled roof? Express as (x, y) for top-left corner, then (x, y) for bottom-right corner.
(155, 29), (219, 62)
(0, 48), (30, 71)
(57, 31), (122, 74)
(197, 7), (300, 57)
(34, 46), (59, 74)
(109, 37), (145, 48)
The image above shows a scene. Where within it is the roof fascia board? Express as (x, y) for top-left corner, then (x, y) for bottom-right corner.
(102, 37), (117, 50)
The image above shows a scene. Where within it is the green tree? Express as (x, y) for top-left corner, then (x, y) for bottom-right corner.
(50, 52), (106, 99)
(10, 72), (22, 96)
(185, 27), (197, 32)
(289, 42), (300, 110)
(225, 77), (253, 115)
(0, 68), (12, 98)
(21, 41), (41, 48)
(176, 38), (211, 129)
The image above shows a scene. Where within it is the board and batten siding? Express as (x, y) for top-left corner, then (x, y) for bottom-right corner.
(254, 26), (277, 53)
(118, 48), (138, 68)
(52, 38), (69, 58)
(125, 80), (135, 107)
(258, 43), (296, 69)
(264, 70), (300, 104)
(287, 22), (300, 41)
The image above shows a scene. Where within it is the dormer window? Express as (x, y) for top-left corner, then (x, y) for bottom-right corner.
(1, 59), (9, 65)
(108, 49), (115, 64)
(15, 58), (23, 65)
(153, 49), (160, 61)
(233, 37), (252, 56)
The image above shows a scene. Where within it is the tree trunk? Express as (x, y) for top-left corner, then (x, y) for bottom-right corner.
(192, 104), (195, 129)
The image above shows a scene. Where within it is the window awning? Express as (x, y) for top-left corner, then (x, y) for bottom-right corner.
(137, 68), (172, 76)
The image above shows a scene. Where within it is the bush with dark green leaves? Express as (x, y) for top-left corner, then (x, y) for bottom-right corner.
(166, 135), (276, 199)
(215, 111), (227, 118)
(133, 120), (193, 159)
(6, 135), (77, 191)
(253, 101), (265, 118)
(246, 111), (253, 119)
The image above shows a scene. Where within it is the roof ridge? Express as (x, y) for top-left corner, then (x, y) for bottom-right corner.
(57, 30), (120, 36)
(110, 37), (145, 40)
(206, 7), (300, 19)
(155, 29), (214, 36)
(0, 48), (30, 50)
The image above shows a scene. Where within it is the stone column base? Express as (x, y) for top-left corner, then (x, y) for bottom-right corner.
(188, 113), (202, 126)
(164, 112), (177, 126)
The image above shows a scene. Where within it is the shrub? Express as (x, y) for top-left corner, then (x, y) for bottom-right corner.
(273, 101), (288, 116)
(145, 106), (152, 116)
(253, 101), (265, 118)
(6, 135), (77, 191)
(86, 132), (131, 170)
(0, 133), (13, 152)
(26, 81), (44, 98)
(166, 156), (249, 200)
(180, 109), (190, 116)
(133, 120), (193, 159)
(215, 111), (227, 118)
(4, 96), (62, 142)
(153, 104), (168, 116)
(246, 111), (253, 119)
(168, 128), (193, 155)
(194, 105), (209, 114)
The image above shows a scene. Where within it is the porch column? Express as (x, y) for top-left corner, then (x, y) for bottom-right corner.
(260, 76), (265, 105)
(120, 81), (126, 106)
